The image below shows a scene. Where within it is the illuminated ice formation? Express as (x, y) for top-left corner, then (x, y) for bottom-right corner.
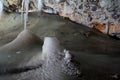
(42, 37), (72, 64)
(42, 37), (61, 60)
(0, 0), (3, 18)
(37, 0), (43, 13)
(64, 49), (71, 63)
(21, 0), (30, 30)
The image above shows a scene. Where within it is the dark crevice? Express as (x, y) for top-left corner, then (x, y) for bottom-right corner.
(109, 33), (120, 40)
(0, 64), (42, 75)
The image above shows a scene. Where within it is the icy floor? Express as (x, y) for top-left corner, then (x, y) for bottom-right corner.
(0, 32), (81, 80)
(0, 12), (120, 80)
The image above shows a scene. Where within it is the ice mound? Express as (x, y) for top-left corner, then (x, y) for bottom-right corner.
(0, 30), (43, 72)
(41, 37), (81, 79)
(42, 37), (61, 60)
(0, 30), (43, 50)
(0, 36), (81, 79)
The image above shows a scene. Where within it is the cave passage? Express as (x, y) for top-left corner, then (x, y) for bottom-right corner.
(0, 12), (120, 80)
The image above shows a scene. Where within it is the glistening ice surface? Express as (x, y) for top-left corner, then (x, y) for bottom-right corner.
(0, 12), (120, 80)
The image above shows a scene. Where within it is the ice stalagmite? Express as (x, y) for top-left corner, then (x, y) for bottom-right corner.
(42, 37), (61, 60)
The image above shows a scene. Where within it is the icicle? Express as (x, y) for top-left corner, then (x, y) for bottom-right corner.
(37, 0), (43, 15)
(21, 0), (29, 30)
(24, 13), (27, 30)
(21, 0), (25, 24)
(24, 0), (29, 30)
(63, 2), (67, 17)
(0, 0), (3, 19)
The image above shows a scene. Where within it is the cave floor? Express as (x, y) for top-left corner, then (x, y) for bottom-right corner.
(0, 12), (120, 80)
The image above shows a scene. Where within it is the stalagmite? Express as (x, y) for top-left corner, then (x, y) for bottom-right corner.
(42, 37), (61, 60)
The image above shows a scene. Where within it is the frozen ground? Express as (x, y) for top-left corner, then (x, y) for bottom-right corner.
(0, 12), (120, 80)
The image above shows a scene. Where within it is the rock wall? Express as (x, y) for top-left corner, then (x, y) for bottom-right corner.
(3, 0), (120, 35)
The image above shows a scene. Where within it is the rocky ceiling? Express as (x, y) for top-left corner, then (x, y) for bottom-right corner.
(3, 0), (120, 35)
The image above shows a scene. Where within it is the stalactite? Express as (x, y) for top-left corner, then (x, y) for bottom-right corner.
(63, 2), (67, 17)
(0, 0), (3, 19)
(21, 0), (29, 30)
(37, 0), (43, 14)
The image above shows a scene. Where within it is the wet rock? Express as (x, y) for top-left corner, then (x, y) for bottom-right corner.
(110, 33), (120, 40)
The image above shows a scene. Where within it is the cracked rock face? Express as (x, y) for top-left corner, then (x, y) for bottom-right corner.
(3, 0), (120, 35)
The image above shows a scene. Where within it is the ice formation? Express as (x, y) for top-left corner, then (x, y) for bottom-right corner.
(0, 0), (3, 18)
(21, 0), (30, 30)
(63, 2), (67, 17)
(42, 37), (61, 60)
(37, 0), (43, 14)
(64, 49), (71, 63)
(41, 37), (81, 79)
(21, 0), (43, 30)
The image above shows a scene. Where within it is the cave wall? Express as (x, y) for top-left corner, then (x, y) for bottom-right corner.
(3, 0), (120, 35)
